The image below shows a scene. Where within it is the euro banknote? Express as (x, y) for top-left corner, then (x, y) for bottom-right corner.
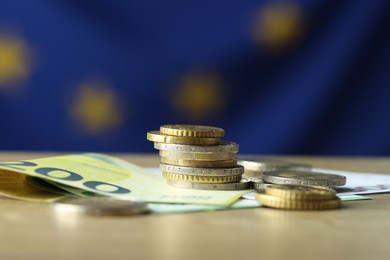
(0, 153), (251, 206)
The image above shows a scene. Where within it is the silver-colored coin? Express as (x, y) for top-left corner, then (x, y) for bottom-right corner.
(262, 170), (346, 187)
(160, 163), (244, 176)
(242, 177), (263, 183)
(159, 150), (236, 161)
(154, 141), (239, 153)
(161, 156), (237, 168)
(238, 158), (311, 172)
(54, 197), (149, 216)
(242, 169), (263, 179)
(241, 177), (272, 191)
(166, 179), (252, 190)
(253, 182), (272, 191)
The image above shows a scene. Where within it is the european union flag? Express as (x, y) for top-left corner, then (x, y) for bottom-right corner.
(0, 0), (389, 155)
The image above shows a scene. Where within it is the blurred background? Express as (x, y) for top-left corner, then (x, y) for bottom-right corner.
(0, 0), (389, 155)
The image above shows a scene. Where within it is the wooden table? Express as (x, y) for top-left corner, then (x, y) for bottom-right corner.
(0, 152), (389, 260)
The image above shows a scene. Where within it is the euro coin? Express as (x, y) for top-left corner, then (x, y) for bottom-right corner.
(160, 124), (225, 138)
(241, 169), (263, 179)
(241, 177), (263, 182)
(161, 157), (237, 168)
(245, 178), (272, 191)
(265, 184), (337, 200)
(147, 131), (221, 145)
(159, 163), (245, 176)
(239, 158), (311, 173)
(253, 182), (272, 191)
(160, 150), (236, 161)
(255, 193), (341, 210)
(262, 170), (346, 187)
(162, 172), (242, 183)
(54, 197), (149, 216)
(154, 141), (239, 153)
(166, 179), (252, 190)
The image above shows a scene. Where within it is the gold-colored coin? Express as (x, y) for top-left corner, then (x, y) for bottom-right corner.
(147, 131), (221, 145)
(160, 125), (225, 138)
(166, 179), (252, 190)
(265, 184), (337, 200)
(159, 150), (236, 161)
(160, 156), (237, 168)
(163, 172), (241, 183)
(255, 193), (341, 210)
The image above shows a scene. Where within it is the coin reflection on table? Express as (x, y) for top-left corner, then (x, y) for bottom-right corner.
(53, 197), (149, 216)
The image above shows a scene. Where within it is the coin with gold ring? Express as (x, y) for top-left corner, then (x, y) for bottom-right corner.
(159, 150), (236, 161)
(159, 163), (245, 176)
(160, 125), (225, 138)
(160, 156), (237, 168)
(166, 179), (252, 190)
(154, 141), (239, 153)
(147, 131), (221, 145)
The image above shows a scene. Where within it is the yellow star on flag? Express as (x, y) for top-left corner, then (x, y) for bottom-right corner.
(69, 80), (124, 135)
(171, 71), (226, 121)
(0, 31), (32, 88)
(254, 1), (302, 52)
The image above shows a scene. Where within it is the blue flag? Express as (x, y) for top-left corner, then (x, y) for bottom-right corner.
(0, 0), (389, 155)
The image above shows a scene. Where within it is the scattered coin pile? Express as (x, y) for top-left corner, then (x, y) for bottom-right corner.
(255, 184), (341, 210)
(237, 157), (347, 191)
(238, 159), (315, 190)
(147, 125), (251, 190)
(254, 170), (347, 190)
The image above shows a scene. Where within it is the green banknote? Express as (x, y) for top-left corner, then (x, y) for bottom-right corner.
(27, 177), (263, 214)
(0, 153), (251, 206)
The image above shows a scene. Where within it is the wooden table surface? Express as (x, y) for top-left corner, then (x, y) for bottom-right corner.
(0, 152), (390, 260)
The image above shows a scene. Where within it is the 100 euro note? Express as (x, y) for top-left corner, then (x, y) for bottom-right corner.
(0, 153), (251, 206)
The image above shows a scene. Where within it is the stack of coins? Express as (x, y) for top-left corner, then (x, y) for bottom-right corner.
(255, 184), (341, 210)
(147, 125), (251, 190)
